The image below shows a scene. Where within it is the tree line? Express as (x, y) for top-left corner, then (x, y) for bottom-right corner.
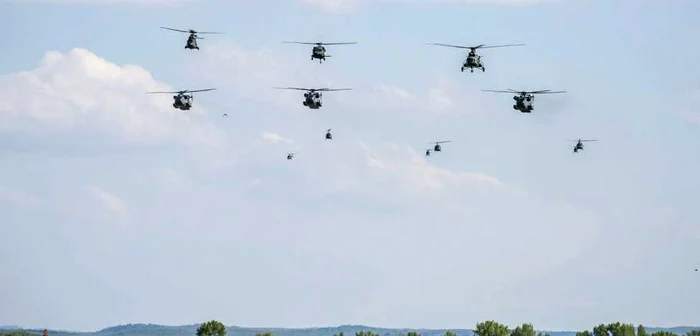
(194, 320), (700, 336)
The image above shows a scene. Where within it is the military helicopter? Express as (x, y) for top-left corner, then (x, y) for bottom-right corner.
(425, 148), (432, 156)
(274, 87), (352, 109)
(430, 140), (451, 152)
(430, 43), (524, 72)
(325, 129), (333, 140)
(160, 27), (223, 50)
(282, 41), (357, 63)
(146, 88), (217, 111)
(287, 152), (296, 160)
(571, 139), (597, 153)
(482, 89), (566, 113)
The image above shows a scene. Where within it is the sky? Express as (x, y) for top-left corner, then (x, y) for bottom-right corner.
(1, 0), (700, 332)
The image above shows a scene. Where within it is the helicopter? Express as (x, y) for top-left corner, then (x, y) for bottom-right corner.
(425, 149), (432, 156)
(571, 139), (597, 153)
(482, 89), (566, 113)
(274, 87), (352, 109)
(430, 43), (524, 72)
(282, 41), (357, 63)
(146, 88), (217, 111)
(160, 27), (223, 50)
(287, 152), (296, 160)
(430, 140), (451, 152)
(325, 129), (333, 140)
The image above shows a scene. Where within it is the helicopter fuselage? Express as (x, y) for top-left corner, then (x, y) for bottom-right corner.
(513, 94), (534, 113)
(173, 94), (193, 111)
(311, 46), (327, 62)
(573, 142), (584, 153)
(302, 92), (322, 109)
(185, 34), (200, 50)
(462, 53), (484, 72)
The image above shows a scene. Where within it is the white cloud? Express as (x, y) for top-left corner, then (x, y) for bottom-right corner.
(7, 0), (196, 5)
(0, 186), (41, 207)
(0, 48), (226, 150)
(260, 132), (293, 144)
(86, 185), (127, 215)
(301, 0), (562, 13)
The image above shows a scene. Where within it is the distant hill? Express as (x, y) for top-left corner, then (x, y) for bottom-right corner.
(2, 324), (698, 336)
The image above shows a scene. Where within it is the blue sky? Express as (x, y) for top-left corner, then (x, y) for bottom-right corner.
(1, 0), (700, 332)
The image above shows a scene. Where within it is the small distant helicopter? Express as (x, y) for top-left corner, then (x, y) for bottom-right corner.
(430, 140), (451, 152)
(325, 129), (333, 140)
(146, 88), (217, 111)
(425, 149), (432, 156)
(222, 113), (228, 117)
(274, 87), (352, 109)
(283, 41), (357, 63)
(482, 89), (566, 113)
(160, 27), (223, 50)
(571, 139), (597, 153)
(287, 152), (296, 160)
(430, 43), (524, 72)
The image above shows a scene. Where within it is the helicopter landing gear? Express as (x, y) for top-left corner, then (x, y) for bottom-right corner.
(470, 68), (474, 73)
(481, 66), (485, 72)
(513, 105), (518, 109)
(461, 66), (465, 72)
(173, 103), (178, 108)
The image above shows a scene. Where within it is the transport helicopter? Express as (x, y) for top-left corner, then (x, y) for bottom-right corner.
(430, 43), (524, 72)
(274, 87), (352, 109)
(571, 139), (597, 153)
(430, 140), (451, 152)
(325, 129), (333, 140)
(482, 89), (566, 113)
(160, 27), (223, 50)
(287, 152), (296, 160)
(282, 41), (357, 63)
(146, 88), (217, 111)
(425, 148), (432, 156)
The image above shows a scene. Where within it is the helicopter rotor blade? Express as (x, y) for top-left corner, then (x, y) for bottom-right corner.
(186, 88), (217, 93)
(476, 44), (525, 49)
(274, 87), (312, 91)
(482, 89), (515, 94)
(317, 88), (353, 92)
(196, 31), (224, 34)
(580, 140), (598, 142)
(429, 43), (471, 49)
(530, 90), (567, 94)
(319, 42), (357, 45)
(282, 41), (320, 45)
(160, 27), (189, 33)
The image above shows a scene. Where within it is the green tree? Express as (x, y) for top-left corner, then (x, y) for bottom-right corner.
(407, 332), (420, 336)
(607, 323), (635, 336)
(650, 332), (677, 336)
(537, 332), (550, 336)
(511, 324), (536, 336)
(445, 331), (457, 336)
(593, 325), (609, 336)
(255, 333), (272, 336)
(356, 331), (380, 336)
(334, 333), (345, 336)
(577, 331), (593, 336)
(686, 331), (700, 336)
(475, 321), (510, 336)
(196, 321), (226, 336)
(637, 326), (648, 336)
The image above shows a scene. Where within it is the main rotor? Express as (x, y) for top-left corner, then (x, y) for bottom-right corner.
(274, 87), (353, 92)
(146, 88), (217, 95)
(160, 27), (224, 37)
(482, 89), (566, 95)
(283, 41), (357, 46)
(430, 43), (525, 52)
